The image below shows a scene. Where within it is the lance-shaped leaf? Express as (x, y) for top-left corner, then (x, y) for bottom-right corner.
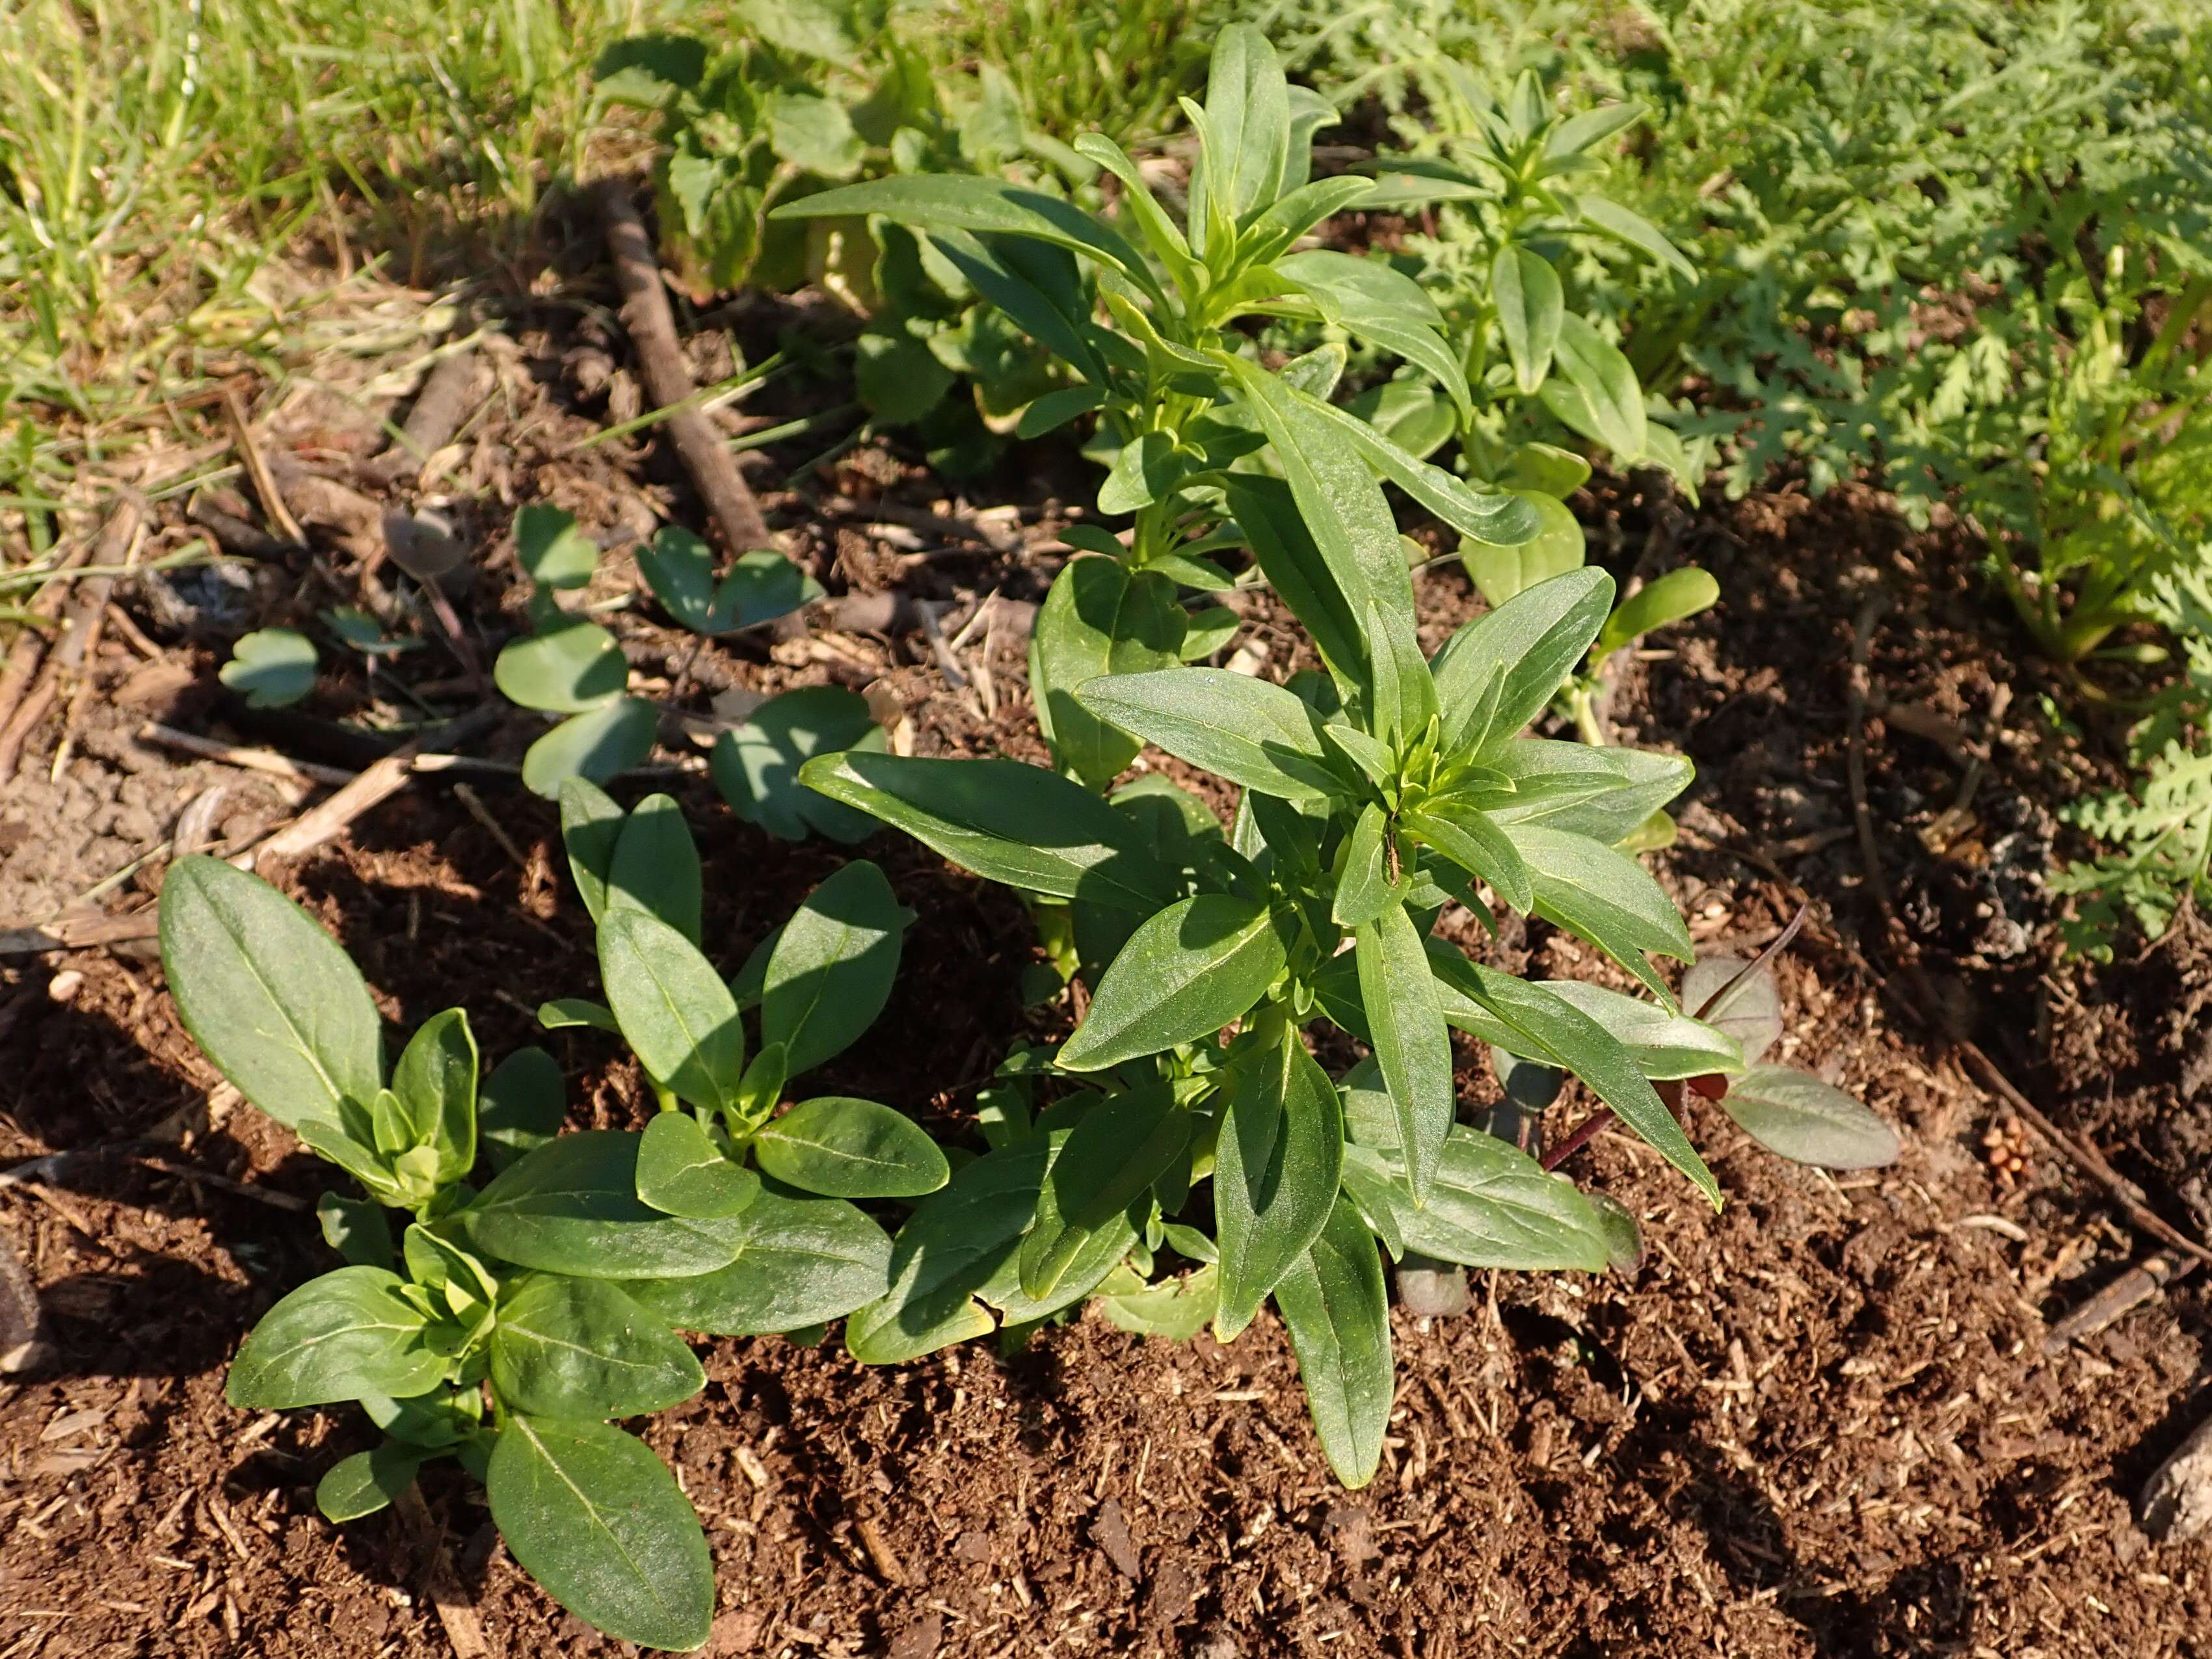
(770, 176), (1162, 302)
(461, 1131), (748, 1279)
(1573, 193), (1696, 280)
(753, 1096), (950, 1199)
(929, 228), (1109, 384)
(1430, 568), (1613, 752)
(1332, 803), (1397, 928)
(1214, 1020), (1344, 1338)
(1682, 955), (1783, 1064)
(1593, 566), (1719, 659)
(390, 1009), (477, 1184)
(1493, 245), (1564, 395)
(623, 1187), (893, 1335)
(1217, 473), (1366, 689)
(798, 753), (1182, 912)
(1019, 1082), (1188, 1299)
(1273, 1195), (1392, 1488)
(598, 909), (747, 1113)
(558, 778), (625, 923)
(1059, 895), (1286, 1071)
(1199, 23), (1290, 225)
(1074, 669), (1342, 803)
(1071, 133), (1196, 288)
(1491, 979), (1744, 1080)
(1459, 963), (1719, 1206)
(1403, 801), (1533, 914)
(1722, 1066), (1900, 1169)
(1239, 176), (1376, 267)
(1480, 739), (1694, 842)
(1030, 558), (1188, 791)
(228, 1267), (445, 1409)
(607, 793), (702, 945)
(1516, 826), (1694, 1003)
(486, 1417), (713, 1652)
(1270, 248), (1471, 417)
(1548, 313), (1646, 460)
(1286, 390), (1539, 546)
(1355, 899), (1454, 1203)
(159, 856), (383, 1134)
(490, 1273), (706, 1419)
(1342, 1061), (1612, 1268)
(762, 860), (909, 1079)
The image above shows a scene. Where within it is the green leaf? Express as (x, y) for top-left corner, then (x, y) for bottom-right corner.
(1340, 1063), (1610, 1268)
(1682, 956), (1781, 1064)
(537, 998), (619, 1033)
(486, 1417), (712, 1652)
(1549, 314), (1646, 460)
(771, 176), (1161, 302)
(1508, 981), (1742, 1080)
(490, 1273), (705, 1418)
(1097, 1265), (1218, 1340)
(157, 856), (382, 1134)
(558, 777), (625, 923)
(1073, 669), (1342, 803)
(495, 615), (628, 714)
(1404, 802), (1534, 914)
(1430, 568), (1614, 750)
(1517, 825), (1694, 1002)
(1354, 900), (1453, 1204)
(1032, 559), (1188, 789)
(1365, 597), (1437, 749)
(635, 1111), (762, 1219)
(1199, 23), (1290, 226)
(1219, 473), (1366, 691)
(1464, 492), (1586, 609)
(1504, 442), (1592, 499)
(738, 0), (859, 60)
(797, 752), (1181, 912)
(460, 1131), (747, 1279)
(607, 793), (703, 946)
(715, 549), (820, 630)
(1722, 1066), (1900, 1169)
(1331, 803), (1397, 929)
(1458, 963), (1718, 1206)
(1573, 193), (1696, 280)
(1272, 1194), (1391, 1489)
(598, 909), (746, 1113)
(389, 1008), (476, 1184)
(1019, 1083), (1188, 1299)
(319, 1189), (396, 1267)
(843, 1141), (1041, 1362)
(228, 1266), (444, 1409)
(635, 526), (719, 634)
(220, 628), (317, 709)
(1059, 895), (1286, 1071)
(316, 1443), (429, 1522)
(1240, 176), (1376, 267)
(753, 1096), (950, 1199)
(623, 1187), (892, 1334)
(1071, 133), (1195, 282)
(711, 685), (884, 843)
(1480, 739), (1694, 842)
(1017, 383), (1108, 440)
(928, 230), (1107, 384)
(1284, 388), (1538, 548)
(514, 505), (601, 590)
(760, 860), (909, 1078)
(522, 698), (658, 798)
(764, 89), (863, 177)
(1179, 605), (1242, 659)
(479, 1048), (567, 1175)
(1592, 566), (1719, 659)
(1214, 1020), (1344, 1338)
(1493, 246), (1563, 396)
(1270, 248), (1471, 418)
(1346, 380), (1454, 462)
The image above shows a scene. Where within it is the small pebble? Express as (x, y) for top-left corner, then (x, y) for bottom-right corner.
(47, 970), (85, 1003)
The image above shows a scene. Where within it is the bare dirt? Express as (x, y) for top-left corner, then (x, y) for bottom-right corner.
(1, 293), (2208, 1659)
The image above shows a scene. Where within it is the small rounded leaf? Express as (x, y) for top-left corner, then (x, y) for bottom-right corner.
(521, 698), (658, 798)
(220, 628), (318, 709)
(494, 617), (628, 713)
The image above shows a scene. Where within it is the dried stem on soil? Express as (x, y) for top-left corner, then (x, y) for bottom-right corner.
(594, 179), (776, 554)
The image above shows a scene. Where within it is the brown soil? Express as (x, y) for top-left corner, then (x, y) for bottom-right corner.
(2, 302), (2209, 1659)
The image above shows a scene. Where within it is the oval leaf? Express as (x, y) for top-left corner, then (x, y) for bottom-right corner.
(522, 698), (658, 798)
(635, 1111), (762, 1219)
(1722, 1065), (1900, 1170)
(228, 1266), (443, 1409)
(460, 1131), (745, 1279)
(598, 909), (746, 1113)
(624, 1188), (893, 1335)
(761, 861), (909, 1079)
(753, 1096), (950, 1199)
(1214, 1022), (1344, 1338)
(490, 1273), (705, 1418)
(1060, 894), (1286, 1072)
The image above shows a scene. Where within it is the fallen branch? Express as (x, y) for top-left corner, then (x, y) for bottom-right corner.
(256, 705), (500, 863)
(594, 180), (775, 554)
(0, 498), (144, 784)
(371, 343), (485, 486)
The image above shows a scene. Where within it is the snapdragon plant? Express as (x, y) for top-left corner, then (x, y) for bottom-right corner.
(775, 23), (1545, 791)
(159, 809), (945, 1649)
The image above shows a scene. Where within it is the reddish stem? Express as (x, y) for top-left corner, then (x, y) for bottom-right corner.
(1541, 1079), (1686, 1173)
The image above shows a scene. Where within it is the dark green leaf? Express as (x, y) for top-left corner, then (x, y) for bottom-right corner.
(1549, 313), (1646, 459)
(558, 777), (625, 923)
(1273, 1195), (1391, 1489)
(1517, 826), (1694, 1002)
(760, 860), (909, 1078)
(390, 1009), (477, 1184)
(1032, 559), (1188, 789)
(1480, 739), (1694, 842)
(319, 1190), (396, 1267)
(158, 856), (382, 1134)
(608, 793), (702, 944)
(1074, 669), (1341, 803)
(479, 1048), (567, 1175)
(514, 505), (600, 590)
(1593, 566), (1718, 658)
(522, 698), (657, 798)
(1493, 246), (1562, 396)
(711, 685), (884, 843)
(228, 1266), (443, 1409)
(460, 1131), (747, 1279)
(598, 909), (746, 1113)
(1463, 492), (1585, 608)
(494, 615), (627, 714)
(753, 1096), (950, 1199)
(624, 1187), (892, 1334)
(635, 1111), (761, 1219)
(1214, 1019), (1344, 1338)
(797, 752), (1182, 912)
(1430, 568), (1613, 752)
(1059, 895), (1286, 1071)
(1332, 803), (1397, 929)
(490, 1273), (704, 1418)
(486, 1417), (712, 1652)
(1354, 901), (1453, 1204)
